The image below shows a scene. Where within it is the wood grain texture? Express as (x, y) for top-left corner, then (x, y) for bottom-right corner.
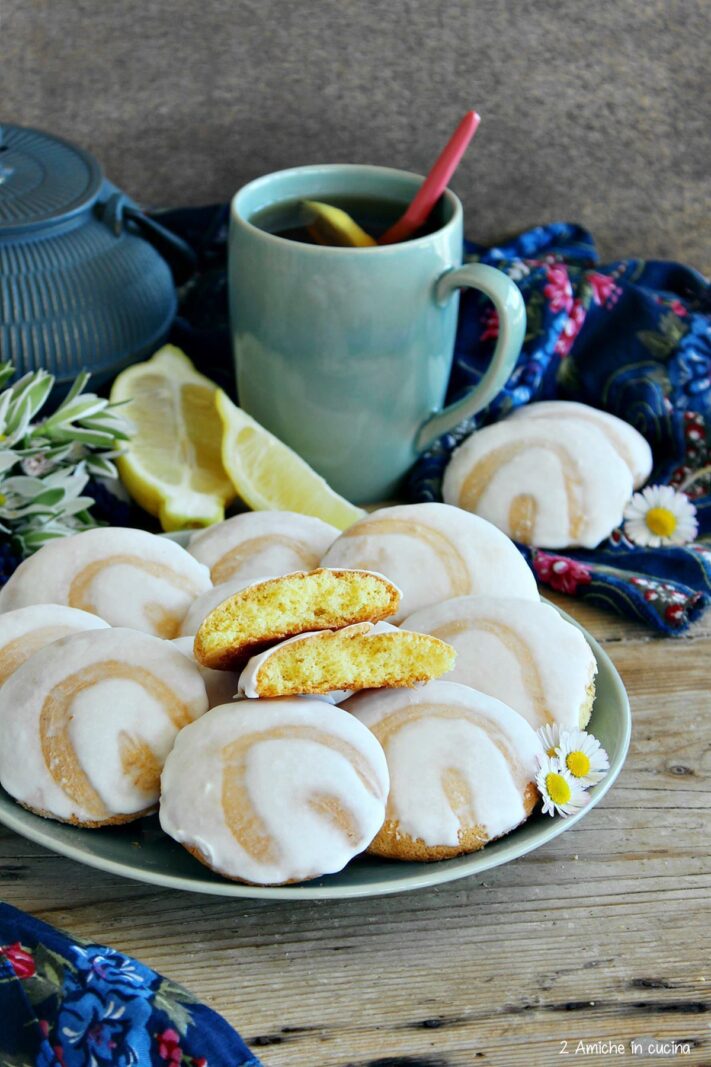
(1, 601), (709, 1066)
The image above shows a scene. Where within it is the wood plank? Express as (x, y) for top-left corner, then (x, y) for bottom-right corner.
(0, 630), (708, 1065)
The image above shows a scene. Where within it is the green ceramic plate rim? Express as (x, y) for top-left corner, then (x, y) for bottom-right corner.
(0, 534), (631, 900)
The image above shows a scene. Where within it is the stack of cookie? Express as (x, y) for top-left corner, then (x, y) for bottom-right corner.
(0, 480), (601, 886)
(173, 500), (594, 885)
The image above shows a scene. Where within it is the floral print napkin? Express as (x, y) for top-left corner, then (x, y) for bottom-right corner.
(409, 223), (711, 634)
(0, 903), (261, 1067)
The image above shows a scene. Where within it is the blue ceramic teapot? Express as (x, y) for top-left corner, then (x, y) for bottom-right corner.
(0, 123), (195, 388)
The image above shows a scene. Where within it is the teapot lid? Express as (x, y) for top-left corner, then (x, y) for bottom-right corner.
(0, 123), (103, 234)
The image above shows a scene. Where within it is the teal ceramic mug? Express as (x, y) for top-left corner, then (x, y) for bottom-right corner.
(229, 164), (525, 503)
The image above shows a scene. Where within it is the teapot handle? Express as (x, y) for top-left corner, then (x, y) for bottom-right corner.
(99, 193), (197, 285)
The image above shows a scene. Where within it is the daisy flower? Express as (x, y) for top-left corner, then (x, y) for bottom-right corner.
(623, 485), (698, 547)
(537, 723), (563, 758)
(536, 755), (590, 817)
(555, 729), (609, 788)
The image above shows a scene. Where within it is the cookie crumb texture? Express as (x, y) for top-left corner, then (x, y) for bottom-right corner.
(252, 627), (456, 697)
(195, 569), (400, 669)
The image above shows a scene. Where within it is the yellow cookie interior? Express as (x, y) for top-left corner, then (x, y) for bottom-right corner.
(253, 628), (456, 697)
(194, 569), (400, 669)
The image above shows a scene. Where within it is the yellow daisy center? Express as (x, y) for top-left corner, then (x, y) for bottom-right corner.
(645, 506), (677, 538)
(566, 751), (591, 778)
(545, 772), (572, 806)
(546, 746), (557, 757)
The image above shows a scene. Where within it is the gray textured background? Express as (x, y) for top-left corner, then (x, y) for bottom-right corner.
(1, 0), (709, 270)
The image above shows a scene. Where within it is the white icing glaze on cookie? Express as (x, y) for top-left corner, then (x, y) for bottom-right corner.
(510, 400), (653, 488)
(0, 605), (110, 687)
(402, 596), (596, 730)
(442, 419), (634, 549)
(237, 621), (398, 699)
(188, 511), (340, 584)
(320, 503), (538, 622)
(0, 528), (211, 638)
(179, 574), (273, 637)
(344, 681), (543, 846)
(172, 636), (239, 708)
(0, 627), (209, 825)
(159, 699), (389, 884)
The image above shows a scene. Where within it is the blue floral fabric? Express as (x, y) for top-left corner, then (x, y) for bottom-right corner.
(0, 903), (261, 1067)
(407, 223), (711, 633)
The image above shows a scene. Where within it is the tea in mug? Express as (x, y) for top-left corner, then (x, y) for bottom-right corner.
(249, 194), (447, 245)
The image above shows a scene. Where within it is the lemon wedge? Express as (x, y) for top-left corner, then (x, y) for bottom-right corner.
(303, 200), (377, 248)
(217, 391), (365, 531)
(111, 346), (236, 531)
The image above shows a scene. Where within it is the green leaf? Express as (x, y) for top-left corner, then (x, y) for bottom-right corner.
(636, 330), (675, 360)
(86, 455), (118, 479)
(59, 370), (91, 408)
(57, 496), (95, 517)
(0, 365), (132, 557)
(21, 528), (70, 548)
(4, 395), (34, 439)
(0, 390), (14, 431)
(659, 310), (688, 344)
(30, 487), (66, 508)
(556, 356), (581, 392)
(1, 475), (46, 497)
(51, 396), (110, 425)
(47, 426), (117, 448)
(153, 981), (195, 1036)
(24, 373), (54, 418)
(0, 363), (15, 389)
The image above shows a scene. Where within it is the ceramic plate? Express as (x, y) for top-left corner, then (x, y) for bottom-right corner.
(0, 534), (630, 899)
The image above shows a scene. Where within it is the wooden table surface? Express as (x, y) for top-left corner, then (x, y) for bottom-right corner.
(1, 594), (709, 1067)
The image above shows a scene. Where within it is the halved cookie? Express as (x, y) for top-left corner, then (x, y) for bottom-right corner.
(238, 622), (455, 698)
(194, 568), (401, 670)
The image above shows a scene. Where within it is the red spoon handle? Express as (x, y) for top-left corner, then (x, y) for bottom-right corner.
(379, 110), (480, 246)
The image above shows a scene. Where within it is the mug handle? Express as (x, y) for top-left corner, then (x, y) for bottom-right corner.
(415, 263), (526, 453)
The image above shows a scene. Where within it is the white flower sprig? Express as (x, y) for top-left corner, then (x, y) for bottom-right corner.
(535, 724), (610, 817)
(623, 484), (698, 548)
(536, 755), (589, 817)
(0, 363), (132, 556)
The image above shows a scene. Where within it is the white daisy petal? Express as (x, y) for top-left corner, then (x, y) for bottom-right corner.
(555, 729), (610, 787)
(537, 723), (562, 759)
(535, 755), (590, 817)
(623, 485), (698, 548)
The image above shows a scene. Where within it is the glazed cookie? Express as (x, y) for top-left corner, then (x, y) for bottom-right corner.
(238, 621), (455, 698)
(320, 502), (539, 622)
(172, 636), (239, 708)
(194, 569), (401, 670)
(0, 627), (208, 827)
(344, 680), (543, 860)
(188, 511), (340, 584)
(402, 595), (597, 730)
(510, 401), (653, 488)
(0, 605), (110, 687)
(0, 527), (211, 638)
(442, 418), (634, 548)
(159, 699), (389, 885)
(179, 573), (267, 637)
